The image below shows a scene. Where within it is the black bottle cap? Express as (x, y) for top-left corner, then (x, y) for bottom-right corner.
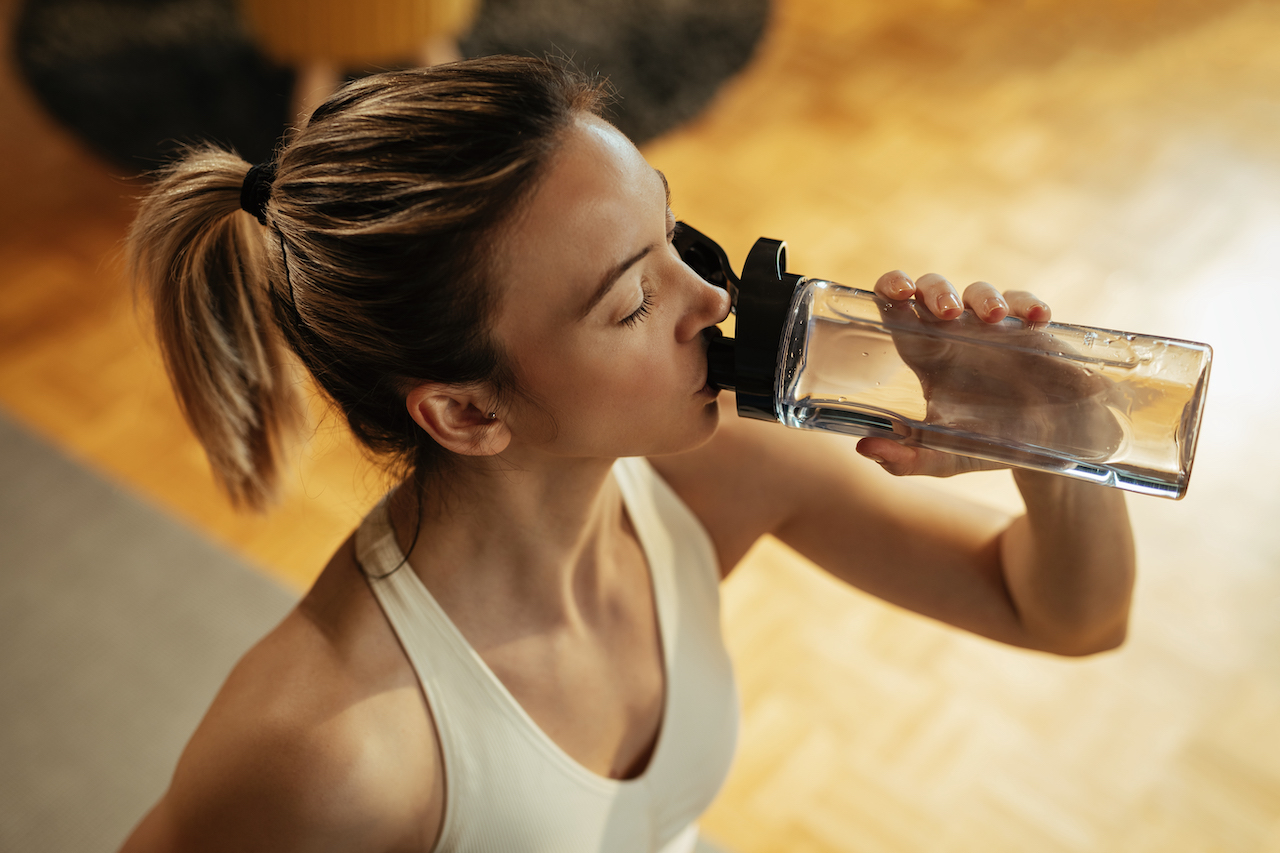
(674, 222), (801, 422)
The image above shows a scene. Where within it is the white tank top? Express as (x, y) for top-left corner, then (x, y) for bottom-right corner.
(356, 457), (740, 853)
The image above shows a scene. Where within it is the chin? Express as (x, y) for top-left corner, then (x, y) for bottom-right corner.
(676, 398), (722, 451)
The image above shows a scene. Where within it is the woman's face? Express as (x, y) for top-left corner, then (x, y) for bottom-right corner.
(491, 114), (731, 463)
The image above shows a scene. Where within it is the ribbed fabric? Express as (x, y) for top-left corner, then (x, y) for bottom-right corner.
(238, 0), (479, 65)
(357, 457), (739, 853)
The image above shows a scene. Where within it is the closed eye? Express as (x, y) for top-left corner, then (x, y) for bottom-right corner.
(621, 288), (655, 327)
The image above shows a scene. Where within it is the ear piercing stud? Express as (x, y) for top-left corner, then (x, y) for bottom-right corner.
(487, 412), (498, 419)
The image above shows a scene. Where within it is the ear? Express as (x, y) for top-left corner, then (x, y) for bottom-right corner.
(405, 382), (511, 457)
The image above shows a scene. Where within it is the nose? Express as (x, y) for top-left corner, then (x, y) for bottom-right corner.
(675, 264), (732, 343)
(711, 279), (731, 323)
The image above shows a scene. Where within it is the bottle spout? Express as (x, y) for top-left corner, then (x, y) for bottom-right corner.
(675, 221), (739, 392)
(673, 222), (741, 307)
(704, 326), (736, 391)
(676, 222), (802, 422)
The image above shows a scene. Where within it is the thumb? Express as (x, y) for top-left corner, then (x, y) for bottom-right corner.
(856, 437), (995, 478)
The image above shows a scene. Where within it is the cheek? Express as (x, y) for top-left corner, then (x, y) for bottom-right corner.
(609, 336), (685, 394)
(514, 322), (692, 419)
(516, 335), (717, 456)
(560, 342), (682, 435)
(572, 343), (670, 420)
(516, 338), (639, 414)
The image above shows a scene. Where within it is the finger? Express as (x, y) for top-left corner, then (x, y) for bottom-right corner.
(857, 437), (1005, 478)
(1003, 290), (1051, 324)
(913, 273), (963, 320)
(874, 270), (915, 301)
(857, 437), (952, 477)
(962, 281), (1008, 323)
(856, 437), (915, 476)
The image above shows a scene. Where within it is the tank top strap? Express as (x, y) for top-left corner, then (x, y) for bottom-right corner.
(613, 456), (722, 597)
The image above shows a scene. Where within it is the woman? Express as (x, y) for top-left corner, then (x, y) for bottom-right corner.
(120, 56), (1134, 852)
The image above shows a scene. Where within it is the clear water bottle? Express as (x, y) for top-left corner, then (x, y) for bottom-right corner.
(674, 223), (1212, 499)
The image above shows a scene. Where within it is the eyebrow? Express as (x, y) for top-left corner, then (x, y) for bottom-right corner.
(575, 169), (673, 321)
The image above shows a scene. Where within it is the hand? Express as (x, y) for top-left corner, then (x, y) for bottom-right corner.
(855, 271), (1122, 477)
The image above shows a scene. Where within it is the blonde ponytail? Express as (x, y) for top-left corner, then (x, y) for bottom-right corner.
(127, 145), (301, 510)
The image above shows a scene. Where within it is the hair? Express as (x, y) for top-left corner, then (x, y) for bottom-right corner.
(128, 56), (612, 510)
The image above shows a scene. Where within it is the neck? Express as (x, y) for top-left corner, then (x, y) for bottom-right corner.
(386, 453), (635, 629)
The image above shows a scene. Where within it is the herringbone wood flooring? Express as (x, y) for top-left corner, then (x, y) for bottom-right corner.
(2, 1), (1278, 850)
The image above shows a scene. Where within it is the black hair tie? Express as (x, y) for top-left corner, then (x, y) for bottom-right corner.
(240, 162), (277, 226)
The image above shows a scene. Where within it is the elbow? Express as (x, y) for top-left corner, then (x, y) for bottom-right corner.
(1089, 622), (1130, 655)
(1042, 622), (1129, 658)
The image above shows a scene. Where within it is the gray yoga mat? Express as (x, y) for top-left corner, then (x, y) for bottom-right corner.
(0, 410), (297, 853)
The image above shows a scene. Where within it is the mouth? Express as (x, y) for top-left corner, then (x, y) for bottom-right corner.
(697, 356), (719, 398)
(696, 331), (713, 396)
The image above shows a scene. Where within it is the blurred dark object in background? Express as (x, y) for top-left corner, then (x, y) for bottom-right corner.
(12, 0), (769, 170)
(13, 0), (293, 168)
(460, 0), (769, 147)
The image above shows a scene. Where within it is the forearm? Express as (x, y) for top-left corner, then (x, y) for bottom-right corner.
(1000, 470), (1136, 656)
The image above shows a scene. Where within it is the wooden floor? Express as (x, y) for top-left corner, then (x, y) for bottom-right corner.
(3, 0), (1280, 850)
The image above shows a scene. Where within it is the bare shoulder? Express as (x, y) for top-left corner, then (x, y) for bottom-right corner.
(120, 537), (442, 853)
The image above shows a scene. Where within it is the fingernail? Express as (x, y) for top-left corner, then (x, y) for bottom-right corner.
(984, 296), (1007, 317)
(938, 293), (962, 315)
(862, 451), (887, 465)
(888, 279), (913, 298)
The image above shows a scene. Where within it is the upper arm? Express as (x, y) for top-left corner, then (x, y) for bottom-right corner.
(652, 396), (1035, 647)
(117, 603), (442, 853)
(120, 701), (425, 853)
(119, 730), (350, 853)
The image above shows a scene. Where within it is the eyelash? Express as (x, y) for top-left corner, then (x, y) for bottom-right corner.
(621, 288), (655, 327)
(618, 214), (675, 328)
